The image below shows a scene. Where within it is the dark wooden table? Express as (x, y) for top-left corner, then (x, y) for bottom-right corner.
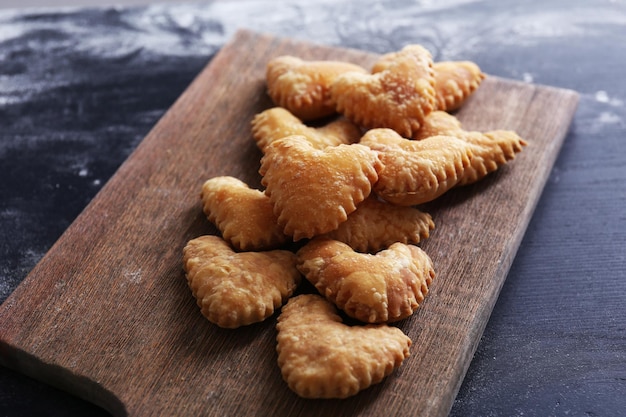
(1, 0), (624, 416)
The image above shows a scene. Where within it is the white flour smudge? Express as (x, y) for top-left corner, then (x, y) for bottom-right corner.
(124, 268), (143, 285)
(596, 111), (622, 125)
(595, 90), (624, 107)
(522, 72), (534, 83)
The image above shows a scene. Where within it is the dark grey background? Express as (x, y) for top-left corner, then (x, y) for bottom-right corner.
(1, 0), (625, 415)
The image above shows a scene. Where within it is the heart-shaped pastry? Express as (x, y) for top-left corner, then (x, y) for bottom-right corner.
(266, 55), (368, 121)
(413, 111), (528, 186)
(183, 235), (301, 328)
(331, 44), (436, 139)
(322, 196), (434, 253)
(251, 107), (361, 153)
(201, 176), (289, 251)
(372, 58), (485, 112)
(259, 135), (383, 240)
(297, 238), (435, 323)
(276, 294), (411, 399)
(360, 128), (474, 206)
(431, 61), (486, 111)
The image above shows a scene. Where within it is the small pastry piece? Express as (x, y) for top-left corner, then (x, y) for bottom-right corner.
(360, 128), (474, 206)
(266, 55), (368, 121)
(276, 294), (411, 399)
(373, 58), (485, 113)
(260, 135), (384, 240)
(413, 111), (528, 185)
(322, 196), (435, 253)
(432, 61), (486, 111)
(297, 238), (435, 323)
(201, 176), (289, 251)
(412, 109), (464, 139)
(331, 44), (436, 139)
(183, 235), (301, 329)
(458, 130), (527, 185)
(251, 107), (361, 153)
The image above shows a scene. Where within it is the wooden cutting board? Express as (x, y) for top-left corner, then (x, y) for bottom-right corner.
(0, 29), (578, 416)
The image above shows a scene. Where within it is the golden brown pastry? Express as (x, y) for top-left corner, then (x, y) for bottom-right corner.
(322, 196), (434, 253)
(297, 238), (435, 323)
(259, 135), (384, 240)
(276, 294), (411, 398)
(432, 61), (485, 111)
(360, 128), (474, 205)
(373, 58), (485, 112)
(201, 176), (289, 251)
(413, 111), (528, 185)
(412, 109), (465, 139)
(331, 44), (436, 139)
(266, 55), (368, 121)
(183, 235), (301, 329)
(458, 130), (526, 185)
(251, 107), (361, 153)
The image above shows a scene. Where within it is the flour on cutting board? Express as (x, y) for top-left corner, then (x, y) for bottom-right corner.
(123, 268), (143, 285)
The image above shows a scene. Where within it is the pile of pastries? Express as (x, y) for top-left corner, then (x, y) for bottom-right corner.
(182, 44), (526, 399)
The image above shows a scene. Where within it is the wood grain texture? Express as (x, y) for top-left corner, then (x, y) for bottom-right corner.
(0, 29), (578, 417)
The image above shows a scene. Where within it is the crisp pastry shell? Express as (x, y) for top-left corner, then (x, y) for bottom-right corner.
(361, 128), (474, 206)
(297, 238), (435, 323)
(183, 235), (300, 328)
(259, 135), (383, 240)
(432, 61), (485, 111)
(372, 58), (485, 112)
(266, 55), (368, 121)
(331, 44), (436, 139)
(414, 111), (528, 185)
(251, 107), (361, 153)
(201, 176), (288, 251)
(276, 294), (411, 399)
(322, 196), (434, 253)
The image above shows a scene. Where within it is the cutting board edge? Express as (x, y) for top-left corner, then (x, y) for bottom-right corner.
(441, 87), (579, 417)
(0, 341), (127, 417)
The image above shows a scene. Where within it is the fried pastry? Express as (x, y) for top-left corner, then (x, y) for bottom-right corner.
(414, 111), (528, 185)
(201, 176), (289, 251)
(259, 135), (384, 240)
(331, 44), (436, 139)
(297, 238), (435, 323)
(251, 107), (361, 153)
(266, 55), (368, 121)
(372, 57), (485, 113)
(412, 109), (465, 139)
(432, 61), (485, 111)
(183, 235), (301, 329)
(360, 128), (474, 205)
(322, 196), (434, 253)
(458, 130), (527, 185)
(276, 294), (411, 399)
